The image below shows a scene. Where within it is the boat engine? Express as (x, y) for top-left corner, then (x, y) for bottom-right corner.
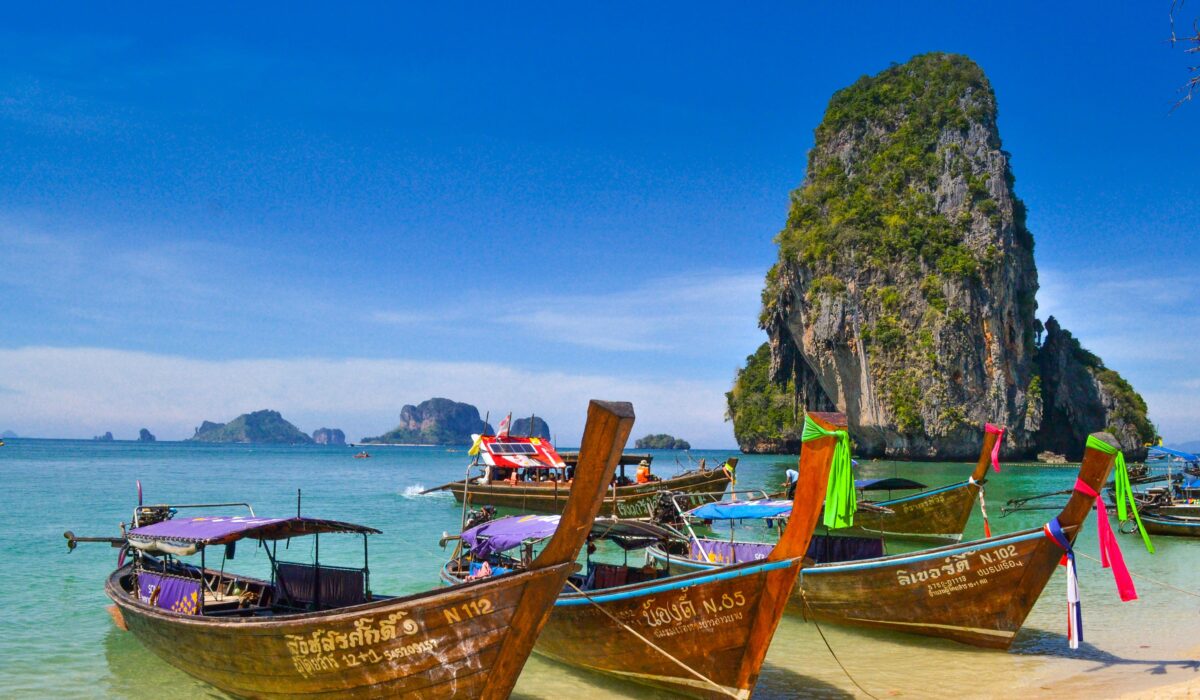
(464, 505), (496, 530)
(650, 491), (684, 528)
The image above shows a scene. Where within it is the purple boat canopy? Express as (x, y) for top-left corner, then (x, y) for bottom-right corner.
(462, 515), (677, 558)
(128, 516), (380, 546)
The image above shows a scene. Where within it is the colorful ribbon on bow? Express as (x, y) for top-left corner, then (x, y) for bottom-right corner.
(1073, 479), (1137, 602)
(984, 423), (1004, 472)
(802, 414), (855, 529)
(1085, 434), (1154, 554)
(1043, 517), (1082, 649)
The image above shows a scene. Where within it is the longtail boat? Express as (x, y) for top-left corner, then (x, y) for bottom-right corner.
(1136, 511), (1200, 537)
(649, 428), (1126, 649)
(835, 424), (1005, 541)
(441, 411), (845, 699)
(64, 399), (634, 699)
(423, 431), (731, 518)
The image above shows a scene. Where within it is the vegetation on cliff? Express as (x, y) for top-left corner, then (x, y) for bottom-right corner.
(635, 434), (691, 450)
(726, 343), (804, 452)
(189, 410), (314, 444)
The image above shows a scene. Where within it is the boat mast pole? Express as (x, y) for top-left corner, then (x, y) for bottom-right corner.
(461, 412), (487, 530)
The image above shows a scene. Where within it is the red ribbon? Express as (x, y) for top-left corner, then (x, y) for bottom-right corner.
(984, 424), (1004, 473)
(1074, 479), (1137, 602)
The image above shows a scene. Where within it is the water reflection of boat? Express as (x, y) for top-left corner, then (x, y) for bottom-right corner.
(649, 429), (1124, 649)
(66, 399), (633, 699)
(440, 411), (843, 698)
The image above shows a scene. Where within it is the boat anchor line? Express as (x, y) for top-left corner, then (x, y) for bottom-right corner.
(562, 578), (741, 700)
(798, 591), (880, 700)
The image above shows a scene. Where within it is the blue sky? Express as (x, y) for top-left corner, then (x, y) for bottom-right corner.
(0, 3), (1197, 446)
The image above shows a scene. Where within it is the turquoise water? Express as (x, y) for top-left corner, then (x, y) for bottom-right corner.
(2, 439), (1197, 698)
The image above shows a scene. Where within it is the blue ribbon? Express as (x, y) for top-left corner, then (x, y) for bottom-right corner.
(1044, 517), (1082, 649)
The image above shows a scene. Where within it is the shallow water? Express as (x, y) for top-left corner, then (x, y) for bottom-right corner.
(1, 439), (1196, 698)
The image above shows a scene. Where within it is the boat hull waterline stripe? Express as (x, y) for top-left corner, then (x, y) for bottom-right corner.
(554, 558), (797, 607)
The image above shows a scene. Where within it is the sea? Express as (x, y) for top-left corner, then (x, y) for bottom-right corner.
(2, 439), (1197, 699)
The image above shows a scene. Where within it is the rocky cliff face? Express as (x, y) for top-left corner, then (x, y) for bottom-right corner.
(362, 398), (493, 445)
(190, 410), (314, 444)
(312, 428), (346, 446)
(1036, 318), (1153, 459)
(509, 416), (551, 440)
(731, 53), (1152, 459)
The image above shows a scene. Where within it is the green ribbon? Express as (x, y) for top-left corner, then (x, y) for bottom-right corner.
(802, 414), (855, 529)
(1086, 434), (1154, 554)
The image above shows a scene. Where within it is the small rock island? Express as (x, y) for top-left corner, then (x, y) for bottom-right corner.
(189, 410), (314, 444)
(138, 428), (156, 442)
(361, 398), (492, 445)
(635, 434), (691, 450)
(510, 416), (551, 440)
(93, 431), (114, 442)
(312, 428), (346, 446)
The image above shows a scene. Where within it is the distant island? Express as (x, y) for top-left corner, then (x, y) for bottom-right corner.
(189, 410), (314, 444)
(635, 434), (691, 450)
(312, 428), (346, 446)
(1, 430), (17, 439)
(362, 398), (492, 445)
(138, 428), (156, 442)
(510, 416), (551, 440)
(93, 431), (114, 442)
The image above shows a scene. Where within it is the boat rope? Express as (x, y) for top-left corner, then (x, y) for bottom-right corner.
(1076, 551), (1200, 599)
(798, 590), (879, 699)
(562, 578), (739, 699)
(970, 477), (992, 537)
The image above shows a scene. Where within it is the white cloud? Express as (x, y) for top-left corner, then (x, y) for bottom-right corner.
(0, 346), (738, 447)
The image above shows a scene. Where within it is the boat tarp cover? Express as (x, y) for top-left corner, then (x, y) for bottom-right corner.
(461, 515), (677, 557)
(686, 499), (793, 520)
(1150, 446), (1200, 462)
(854, 477), (927, 491)
(128, 516), (380, 545)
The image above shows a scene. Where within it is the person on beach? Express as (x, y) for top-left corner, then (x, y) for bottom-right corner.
(785, 468), (799, 500)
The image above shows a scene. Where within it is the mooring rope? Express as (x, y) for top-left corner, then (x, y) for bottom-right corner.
(563, 578), (739, 699)
(799, 589), (880, 700)
(1076, 552), (1200, 599)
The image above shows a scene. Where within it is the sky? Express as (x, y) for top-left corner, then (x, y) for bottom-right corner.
(0, 3), (1197, 447)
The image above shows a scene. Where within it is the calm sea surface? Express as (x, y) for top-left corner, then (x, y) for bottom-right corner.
(2, 439), (1197, 698)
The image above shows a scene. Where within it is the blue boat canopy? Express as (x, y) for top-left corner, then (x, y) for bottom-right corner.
(685, 499), (793, 520)
(1150, 446), (1200, 462)
(855, 477), (926, 491)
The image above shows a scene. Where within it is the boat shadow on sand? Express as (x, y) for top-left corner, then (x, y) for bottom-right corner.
(516, 655), (853, 699)
(1010, 627), (1200, 676)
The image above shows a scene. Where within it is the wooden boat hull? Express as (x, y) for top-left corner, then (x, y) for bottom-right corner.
(1139, 512), (1200, 537)
(849, 479), (981, 541)
(651, 527), (1066, 649)
(450, 468), (731, 518)
(108, 560), (575, 699)
(445, 557), (802, 700)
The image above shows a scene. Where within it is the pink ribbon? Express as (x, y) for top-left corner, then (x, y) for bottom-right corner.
(984, 423), (1004, 473)
(1074, 479), (1138, 602)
